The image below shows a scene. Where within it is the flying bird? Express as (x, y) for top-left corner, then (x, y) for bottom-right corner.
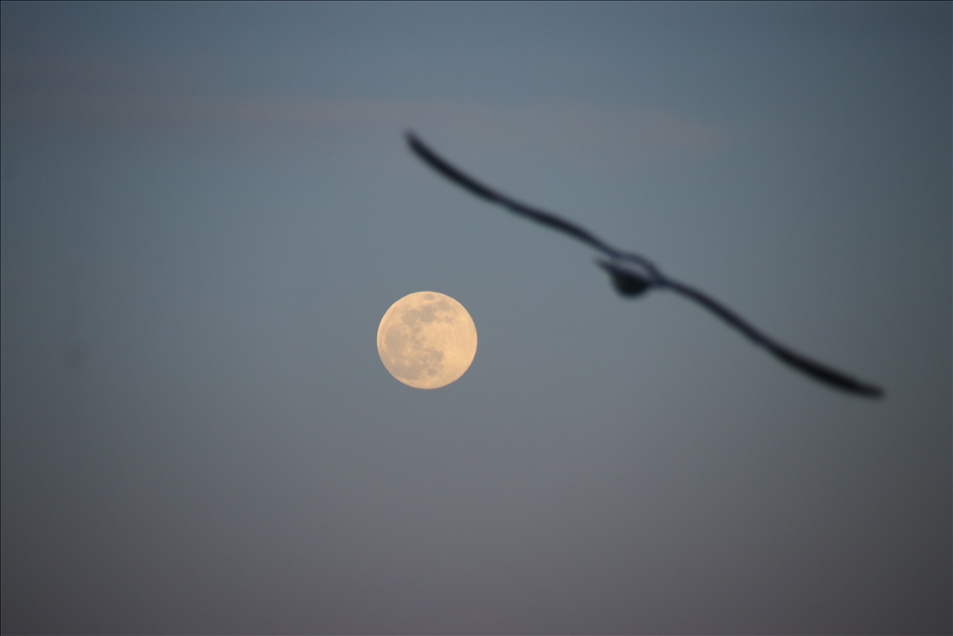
(406, 131), (883, 398)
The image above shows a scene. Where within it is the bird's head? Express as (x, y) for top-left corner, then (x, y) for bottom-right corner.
(596, 258), (655, 297)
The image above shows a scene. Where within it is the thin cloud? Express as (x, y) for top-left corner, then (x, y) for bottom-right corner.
(1, 54), (729, 165)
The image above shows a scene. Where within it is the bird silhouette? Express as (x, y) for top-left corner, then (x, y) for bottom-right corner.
(406, 131), (883, 398)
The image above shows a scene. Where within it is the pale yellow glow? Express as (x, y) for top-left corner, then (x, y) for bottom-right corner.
(377, 291), (477, 389)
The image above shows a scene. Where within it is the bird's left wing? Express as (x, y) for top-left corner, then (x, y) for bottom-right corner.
(407, 131), (621, 257)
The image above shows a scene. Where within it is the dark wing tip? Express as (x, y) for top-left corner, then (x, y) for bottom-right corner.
(854, 382), (885, 399)
(830, 377), (884, 398)
(405, 130), (429, 158)
(770, 345), (885, 398)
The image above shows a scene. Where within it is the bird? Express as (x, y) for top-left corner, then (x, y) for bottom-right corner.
(406, 131), (883, 398)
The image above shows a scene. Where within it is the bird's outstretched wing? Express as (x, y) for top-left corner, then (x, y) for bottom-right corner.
(407, 132), (622, 258)
(406, 131), (883, 398)
(663, 279), (884, 397)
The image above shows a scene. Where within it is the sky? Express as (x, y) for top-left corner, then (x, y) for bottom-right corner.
(1, 2), (950, 634)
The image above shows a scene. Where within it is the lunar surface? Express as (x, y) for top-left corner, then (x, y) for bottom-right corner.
(377, 291), (477, 389)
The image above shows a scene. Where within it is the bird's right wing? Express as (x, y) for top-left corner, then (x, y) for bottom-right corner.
(664, 278), (883, 397)
(407, 132), (620, 257)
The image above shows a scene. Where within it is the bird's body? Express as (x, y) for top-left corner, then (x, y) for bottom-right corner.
(596, 259), (655, 296)
(406, 131), (883, 398)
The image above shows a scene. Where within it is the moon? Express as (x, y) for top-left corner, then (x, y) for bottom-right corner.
(377, 291), (477, 389)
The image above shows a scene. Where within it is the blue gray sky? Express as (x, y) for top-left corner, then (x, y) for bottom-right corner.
(1, 2), (950, 634)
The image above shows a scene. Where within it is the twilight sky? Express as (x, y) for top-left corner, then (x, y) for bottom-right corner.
(1, 2), (950, 634)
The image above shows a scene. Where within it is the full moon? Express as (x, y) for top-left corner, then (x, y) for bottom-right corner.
(377, 291), (477, 389)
